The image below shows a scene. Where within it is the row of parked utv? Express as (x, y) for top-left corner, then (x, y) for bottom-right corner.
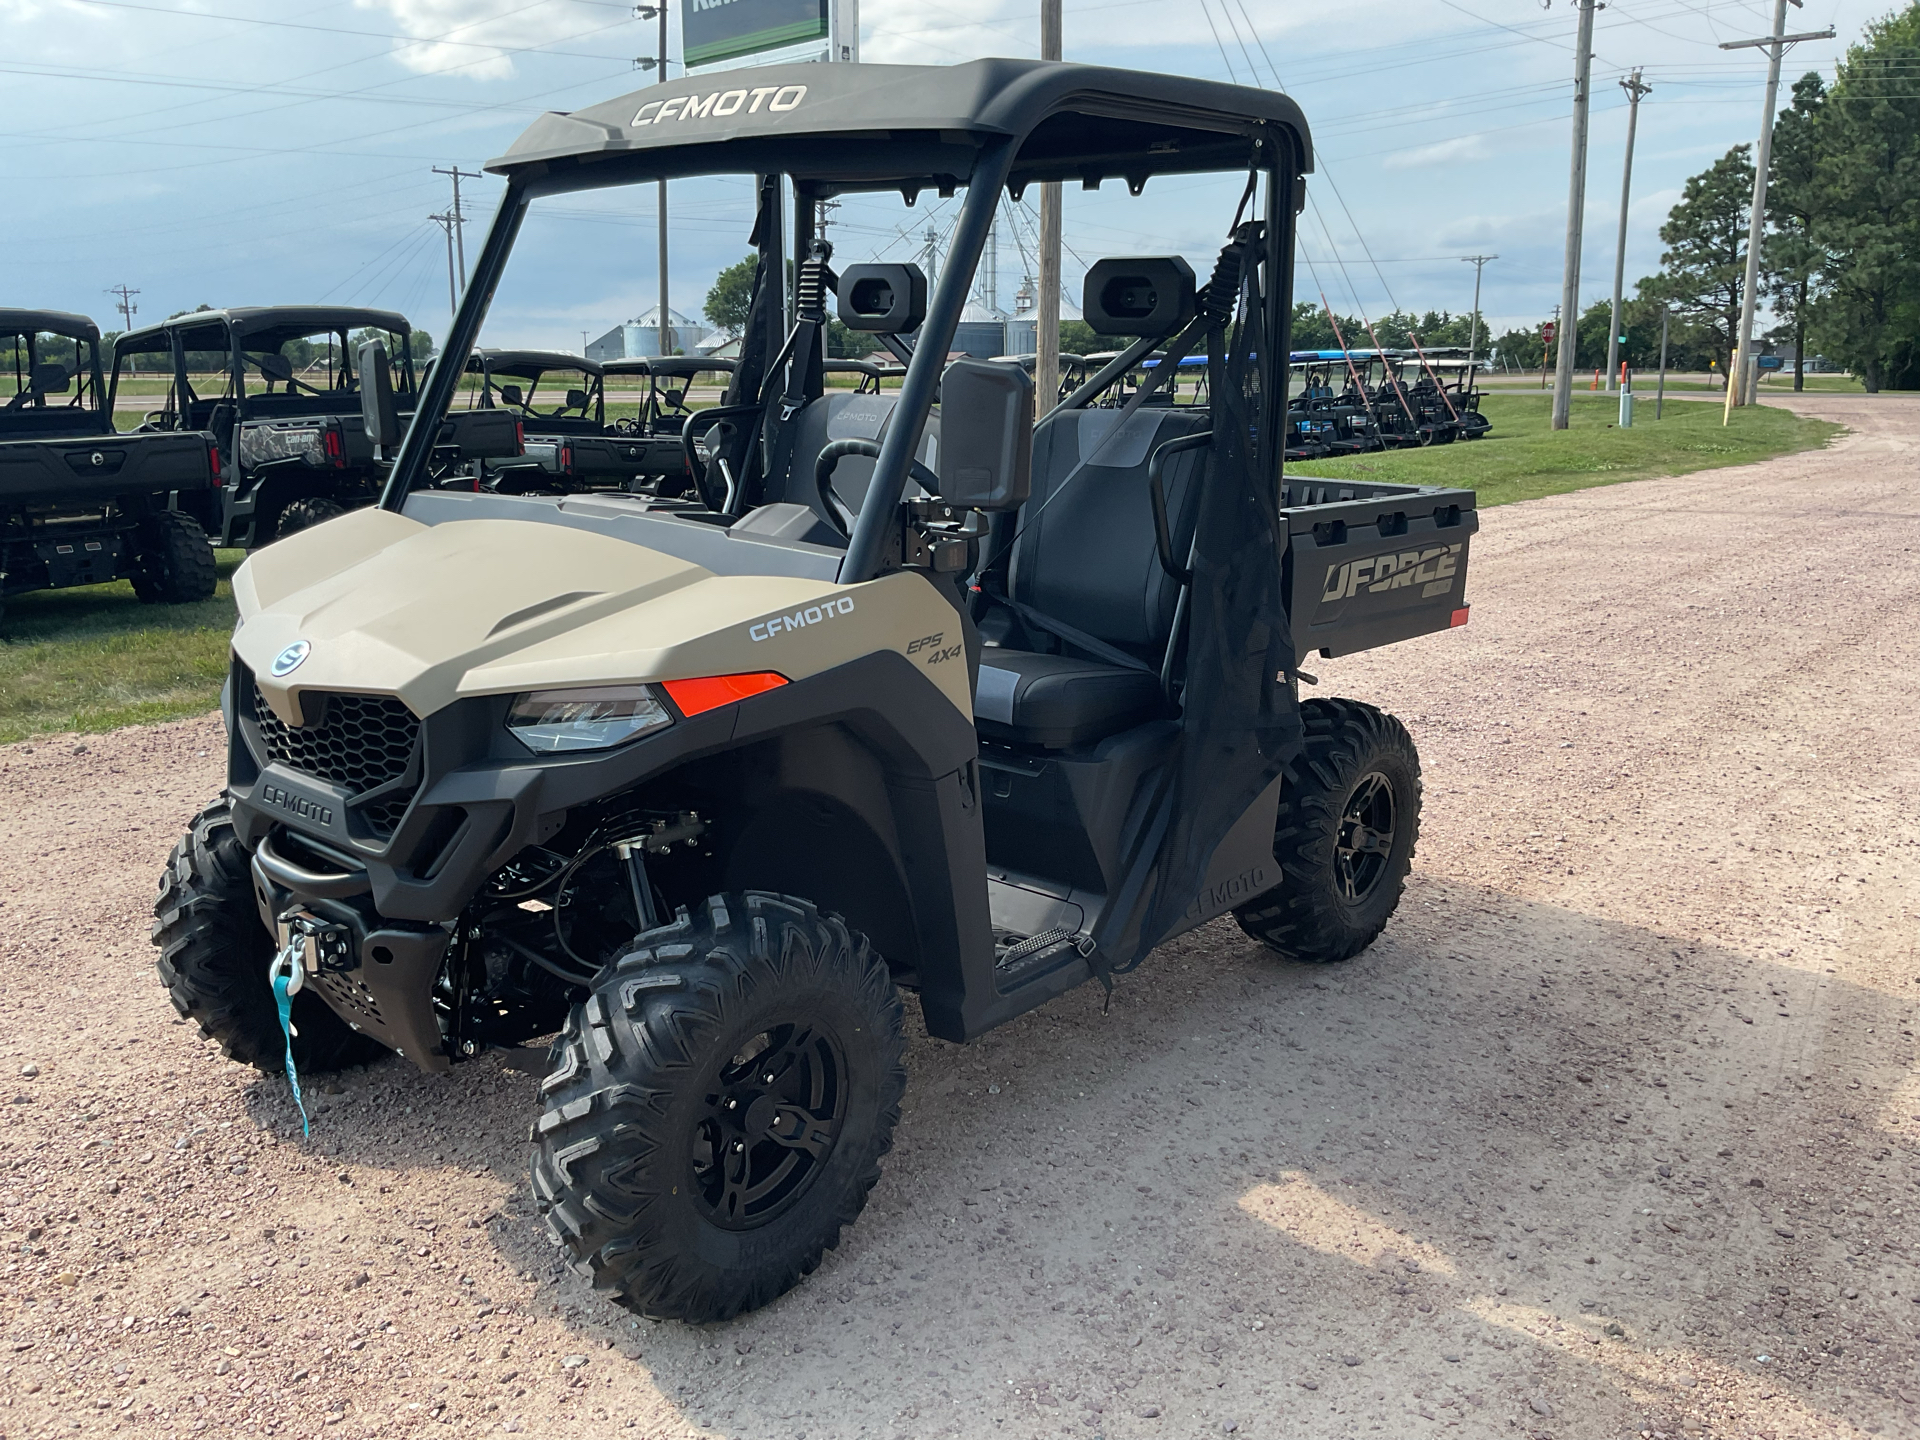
(3, 294), (1489, 623)
(0, 304), (771, 620)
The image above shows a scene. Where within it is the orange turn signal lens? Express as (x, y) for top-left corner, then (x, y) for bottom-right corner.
(661, 672), (788, 718)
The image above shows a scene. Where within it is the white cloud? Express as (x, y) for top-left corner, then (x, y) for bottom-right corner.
(355, 0), (622, 80)
(1382, 134), (1491, 172)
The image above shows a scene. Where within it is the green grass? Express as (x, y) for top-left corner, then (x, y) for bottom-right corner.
(1289, 391), (1842, 507)
(0, 552), (243, 745)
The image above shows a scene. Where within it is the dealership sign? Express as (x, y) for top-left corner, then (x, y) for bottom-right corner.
(683, 0), (830, 68)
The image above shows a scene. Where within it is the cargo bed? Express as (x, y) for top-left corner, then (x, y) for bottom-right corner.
(1280, 477), (1477, 660)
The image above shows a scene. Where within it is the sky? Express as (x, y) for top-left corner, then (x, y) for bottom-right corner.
(1, 0), (1890, 355)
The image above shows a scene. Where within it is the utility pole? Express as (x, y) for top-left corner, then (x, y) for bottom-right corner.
(1607, 70), (1652, 393)
(106, 285), (139, 333)
(1460, 255), (1496, 371)
(429, 213), (458, 317)
(1035, 0), (1063, 411)
(1551, 0), (1598, 431)
(1720, 0), (1833, 421)
(433, 165), (484, 287)
(655, 2), (670, 356)
(631, 18), (673, 355)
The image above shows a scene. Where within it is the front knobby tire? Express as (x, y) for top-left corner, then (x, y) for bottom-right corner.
(152, 796), (388, 1074)
(1234, 697), (1422, 964)
(130, 510), (218, 605)
(531, 892), (906, 1324)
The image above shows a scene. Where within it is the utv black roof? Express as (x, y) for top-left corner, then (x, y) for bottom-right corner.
(488, 58), (1312, 196)
(601, 356), (736, 378)
(468, 349), (604, 376)
(0, 309), (100, 342)
(115, 307), (411, 350)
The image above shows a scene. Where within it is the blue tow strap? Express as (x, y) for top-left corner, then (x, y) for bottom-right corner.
(270, 940), (312, 1138)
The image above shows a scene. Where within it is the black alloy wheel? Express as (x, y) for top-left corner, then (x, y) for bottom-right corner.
(1333, 770), (1396, 904)
(693, 1021), (849, 1230)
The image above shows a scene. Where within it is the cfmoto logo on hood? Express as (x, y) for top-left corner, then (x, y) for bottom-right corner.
(632, 83), (806, 127)
(270, 641), (311, 678)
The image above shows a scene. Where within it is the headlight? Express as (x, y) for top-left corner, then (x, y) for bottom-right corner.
(506, 685), (672, 753)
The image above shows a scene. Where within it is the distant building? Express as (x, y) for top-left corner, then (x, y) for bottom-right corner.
(587, 306), (712, 360)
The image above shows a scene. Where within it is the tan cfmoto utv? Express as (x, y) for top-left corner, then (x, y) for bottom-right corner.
(151, 59), (1476, 1323)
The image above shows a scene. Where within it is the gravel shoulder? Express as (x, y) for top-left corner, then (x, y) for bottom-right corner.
(1, 393), (1915, 1440)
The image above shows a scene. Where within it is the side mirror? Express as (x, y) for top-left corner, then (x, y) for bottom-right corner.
(838, 263), (928, 334)
(565, 388), (589, 412)
(436, 409), (524, 460)
(356, 340), (401, 449)
(937, 359), (1032, 512)
(1083, 256), (1197, 337)
(32, 362), (71, 395)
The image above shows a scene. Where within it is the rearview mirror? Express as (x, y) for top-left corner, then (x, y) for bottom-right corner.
(356, 340), (400, 449)
(31, 362), (70, 395)
(436, 408), (524, 460)
(937, 359), (1032, 512)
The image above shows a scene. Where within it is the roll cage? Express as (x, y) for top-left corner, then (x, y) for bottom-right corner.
(601, 355), (735, 431)
(1, 310), (107, 432)
(109, 307), (418, 428)
(464, 349), (605, 427)
(379, 59), (1311, 587)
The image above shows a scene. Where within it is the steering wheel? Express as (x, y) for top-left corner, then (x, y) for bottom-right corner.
(682, 403), (764, 512)
(812, 439), (941, 541)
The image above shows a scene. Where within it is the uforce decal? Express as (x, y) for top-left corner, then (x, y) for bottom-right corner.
(749, 595), (855, 643)
(260, 782), (334, 827)
(632, 84), (806, 127)
(1322, 542), (1463, 605)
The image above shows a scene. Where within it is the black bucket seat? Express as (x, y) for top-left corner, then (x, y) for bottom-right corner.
(975, 406), (1210, 748)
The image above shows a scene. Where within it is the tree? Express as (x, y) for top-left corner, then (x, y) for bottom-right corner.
(826, 319), (877, 359)
(1765, 72), (1827, 390)
(1641, 145), (1755, 379)
(703, 254), (758, 338)
(1801, 6), (1920, 391)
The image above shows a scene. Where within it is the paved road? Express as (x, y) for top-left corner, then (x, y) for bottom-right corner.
(0, 393), (1914, 1439)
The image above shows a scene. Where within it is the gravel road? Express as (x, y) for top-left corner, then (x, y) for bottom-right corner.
(2, 394), (1915, 1440)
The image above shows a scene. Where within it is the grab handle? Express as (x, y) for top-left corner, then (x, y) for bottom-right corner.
(1146, 431), (1210, 586)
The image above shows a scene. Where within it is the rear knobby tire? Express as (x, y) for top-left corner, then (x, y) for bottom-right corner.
(152, 796), (388, 1074)
(130, 510), (218, 605)
(1233, 697), (1421, 964)
(273, 496), (348, 539)
(531, 892), (906, 1324)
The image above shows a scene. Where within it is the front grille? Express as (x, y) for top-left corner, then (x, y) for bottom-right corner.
(250, 681), (420, 837)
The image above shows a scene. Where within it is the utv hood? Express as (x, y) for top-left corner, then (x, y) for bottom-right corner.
(230, 507), (920, 723)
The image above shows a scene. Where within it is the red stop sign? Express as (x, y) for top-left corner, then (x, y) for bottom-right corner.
(1541, 321), (1557, 344)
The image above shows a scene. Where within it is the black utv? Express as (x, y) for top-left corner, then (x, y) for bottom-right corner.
(455, 349), (660, 494)
(152, 59), (1476, 1326)
(1, 309), (217, 623)
(112, 307), (419, 546)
